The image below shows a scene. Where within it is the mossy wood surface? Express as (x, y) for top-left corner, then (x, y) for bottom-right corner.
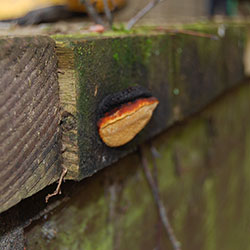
(56, 25), (246, 180)
(0, 23), (248, 214)
(0, 37), (61, 213)
(25, 81), (250, 250)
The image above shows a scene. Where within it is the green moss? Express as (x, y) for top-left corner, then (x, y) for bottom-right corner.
(141, 38), (153, 63)
(50, 21), (250, 44)
(112, 52), (119, 61)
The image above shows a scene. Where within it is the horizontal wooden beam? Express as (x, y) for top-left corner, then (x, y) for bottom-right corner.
(56, 24), (247, 180)
(0, 23), (248, 213)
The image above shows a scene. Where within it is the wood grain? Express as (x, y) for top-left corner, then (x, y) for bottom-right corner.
(0, 23), (248, 213)
(56, 42), (79, 179)
(0, 36), (61, 213)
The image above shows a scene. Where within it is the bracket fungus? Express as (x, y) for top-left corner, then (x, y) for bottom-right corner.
(97, 86), (159, 147)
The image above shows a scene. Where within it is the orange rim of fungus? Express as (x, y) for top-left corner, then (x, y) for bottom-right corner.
(98, 97), (159, 130)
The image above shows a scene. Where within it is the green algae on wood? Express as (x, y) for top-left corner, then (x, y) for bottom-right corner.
(53, 23), (246, 180)
(0, 21), (248, 215)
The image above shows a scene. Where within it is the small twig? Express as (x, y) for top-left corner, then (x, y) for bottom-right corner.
(139, 146), (181, 250)
(103, 0), (113, 28)
(80, 0), (104, 25)
(156, 27), (219, 40)
(150, 144), (161, 186)
(126, 0), (163, 30)
(150, 143), (162, 249)
(45, 166), (67, 203)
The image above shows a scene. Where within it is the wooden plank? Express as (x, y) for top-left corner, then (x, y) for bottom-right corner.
(0, 23), (248, 213)
(0, 36), (61, 213)
(54, 24), (247, 181)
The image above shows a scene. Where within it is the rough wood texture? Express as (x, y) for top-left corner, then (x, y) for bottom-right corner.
(0, 36), (61, 213)
(0, 22), (248, 213)
(56, 42), (79, 179)
(54, 23), (247, 181)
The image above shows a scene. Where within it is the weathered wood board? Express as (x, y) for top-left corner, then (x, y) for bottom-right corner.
(55, 24), (247, 180)
(0, 22), (248, 213)
(0, 37), (61, 213)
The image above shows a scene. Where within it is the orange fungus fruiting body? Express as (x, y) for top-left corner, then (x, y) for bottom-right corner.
(98, 97), (159, 147)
